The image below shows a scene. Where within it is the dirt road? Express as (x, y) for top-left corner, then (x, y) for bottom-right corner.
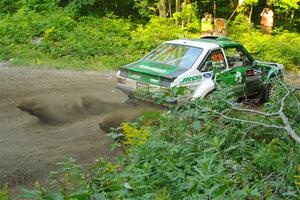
(0, 64), (132, 193)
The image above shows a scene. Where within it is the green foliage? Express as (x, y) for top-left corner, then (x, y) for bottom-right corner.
(272, 0), (300, 13)
(122, 122), (150, 147)
(21, 82), (300, 199)
(0, 0), (21, 14)
(140, 86), (188, 105)
(173, 2), (201, 32)
(130, 16), (189, 53)
(229, 24), (300, 70)
(0, 184), (10, 200)
(0, 11), (193, 70)
(0, 12), (135, 69)
(19, 0), (59, 12)
(0, 1), (300, 71)
(19, 158), (89, 200)
(133, 0), (157, 18)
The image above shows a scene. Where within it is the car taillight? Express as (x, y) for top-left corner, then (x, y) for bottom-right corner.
(117, 77), (126, 84)
(119, 69), (129, 77)
(246, 70), (254, 76)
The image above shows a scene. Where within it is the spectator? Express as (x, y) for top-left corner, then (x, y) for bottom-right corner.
(260, 8), (274, 34)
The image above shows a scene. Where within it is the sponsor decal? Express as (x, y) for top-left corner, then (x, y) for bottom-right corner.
(180, 75), (202, 84)
(203, 73), (212, 78)
(138, 65), (167, 74)
(130, 74), (141, 79)
(150, 78), (159, 84)
(235, 71), (243, 84)
(128, 72), (161, 86)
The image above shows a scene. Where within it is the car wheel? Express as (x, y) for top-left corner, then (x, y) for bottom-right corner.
(259, 84), (271, 104)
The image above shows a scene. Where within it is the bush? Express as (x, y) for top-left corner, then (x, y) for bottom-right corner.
(1, 11), (300, 71)
(229, 15), (300, 71)
(230, 30), (300, 71)
(0, 13), (193, 70)
(129, 16), (189, 52)
(0, 12), (136, 69)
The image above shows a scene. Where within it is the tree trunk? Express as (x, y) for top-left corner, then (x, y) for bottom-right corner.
(248, 4), (253, 24)
(176, 0), (180, 12)
(159, 0), (166, 17)
(290, 9), (295, 22)
(168, 0), (172, 17)
(213, 0), (216, 19)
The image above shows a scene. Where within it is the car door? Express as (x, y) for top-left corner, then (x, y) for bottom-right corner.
(190, 48), (226, 98)
(217, 46), (257, 97)
(199, 47), (246, 97)
(226, 46), (265, 96)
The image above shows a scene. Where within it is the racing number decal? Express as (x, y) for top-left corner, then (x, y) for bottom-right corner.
(210, 50), (226, 70)
(212, 53), (224, 61)
(246, 69), (264, 76)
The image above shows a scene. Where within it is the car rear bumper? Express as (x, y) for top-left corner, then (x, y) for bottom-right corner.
(116, 84), (134, 95)
(116, 84), (178, 104)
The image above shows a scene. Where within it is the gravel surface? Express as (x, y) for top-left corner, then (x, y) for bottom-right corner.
(0, 65), (129, 194)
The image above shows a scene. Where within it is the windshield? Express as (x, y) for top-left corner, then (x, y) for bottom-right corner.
(144, 43), (203, 69)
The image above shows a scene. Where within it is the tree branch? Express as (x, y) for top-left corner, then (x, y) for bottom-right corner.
(205, 108), (285, 130)
(279, 112), (300, 143)
(193, 83), (300, 143)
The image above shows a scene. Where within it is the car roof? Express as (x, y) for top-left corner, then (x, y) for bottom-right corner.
(166, 36), (242, 50)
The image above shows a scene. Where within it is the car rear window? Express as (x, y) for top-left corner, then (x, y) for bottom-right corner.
(144, 43), (203, 69)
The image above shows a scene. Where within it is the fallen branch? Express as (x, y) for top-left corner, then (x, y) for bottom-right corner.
(193, 83), (300, 144)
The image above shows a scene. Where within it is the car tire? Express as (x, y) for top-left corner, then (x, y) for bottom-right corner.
(259, 84), (271, 104)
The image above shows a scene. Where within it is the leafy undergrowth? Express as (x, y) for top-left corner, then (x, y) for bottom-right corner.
(1, 9), (300, 71)
(229, 15), (300, 72)
(0, 11), (192, 70)
(17, 81), (300, 200)
(0, 184), (10, 200)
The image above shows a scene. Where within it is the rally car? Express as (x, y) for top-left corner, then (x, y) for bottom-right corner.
(116, 36), (284, 104)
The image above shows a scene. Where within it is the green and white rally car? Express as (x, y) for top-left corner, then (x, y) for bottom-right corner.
(116, 36), (284, 103)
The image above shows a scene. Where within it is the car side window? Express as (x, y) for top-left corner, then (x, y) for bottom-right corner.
(200, 49), (226, 72)
(224, 47), (251, 68)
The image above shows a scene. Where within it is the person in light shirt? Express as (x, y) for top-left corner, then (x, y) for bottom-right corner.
(260, 8), (274, 34)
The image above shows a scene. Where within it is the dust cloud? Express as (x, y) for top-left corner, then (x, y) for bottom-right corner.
(17, 95), (159, 127)
(17, 95), (133, 124)
(99, 109), (145, 132)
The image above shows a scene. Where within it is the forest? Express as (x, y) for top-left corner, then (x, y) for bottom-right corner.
(0, 0), (300, 199)
(0, 0), (300, 70)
